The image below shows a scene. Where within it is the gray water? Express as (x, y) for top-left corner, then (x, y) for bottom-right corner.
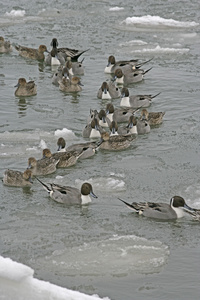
(0, 0), (200, 299)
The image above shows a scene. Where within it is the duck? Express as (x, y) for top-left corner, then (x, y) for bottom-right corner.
(2, 169), (33, 187)
(82, 118), (104, 139)
(15, 44), (48, 60)
(97, 81), (121, 99)
(0, 36), (12, 53)
(27, 149), (59, 176)
(14, 78), (37, 97)
(140, 109), (165, 126)
(36, 178), (98, 205)
(65, 57), (84, 76)
(104, 55), (153, 74)
(119, 196), (198, 220)
(113, 68), (152, 85)
(98, 109), (111, 128)
(126, 115), (138, 135)
(46, 38), (89, 64)
(120, 87), (160, 108)
(109, 120), (125, 136)
(98, 131), (136, 151)
(56, 137), (67, 152)
(45, 38), (65, 65)
(106, 103), (135, 123)
(50, 148), (82, 168)
(58, 76), (83, 92)
(136, 117), (150, 134)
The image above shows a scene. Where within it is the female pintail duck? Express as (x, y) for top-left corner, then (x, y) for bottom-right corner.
(104, 55), (153, 74)
(113, 68), (152, 85)
(120, 87), (160, 108)
(97, 81), (120, 100)
(119, 196), (198, 220)
(82, 117), (104, 139)
(2, 169), (33, 187)
(98, 109), (111, 128)
(140, 109), (165, 126)
(27, 149), (59, 176)
(58, 76), (83, 92)
(36, 178), (98, 205)
(15, 44), (48, 60)
(99, 131), (136, 151)
(14, 78), (37, 97)
(0, 36), (12, 53)
(106, 103), (135, 123)
(51, 149), (82, 168)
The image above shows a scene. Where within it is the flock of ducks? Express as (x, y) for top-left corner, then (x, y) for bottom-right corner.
(1, 35), (200, 220)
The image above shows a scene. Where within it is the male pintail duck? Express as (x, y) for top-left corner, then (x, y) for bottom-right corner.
(57, 137), (97, 160)
(97, 81), (120, 99)
(58, 76), (83, 92)
(106, 103), (135, 123)
(136, 116), (150, 134)
(36, 178), (97, 205)
(140, 109), (165, 126)
(82, 117), (104, 139)
(65, 57), (84, 75)
(113, 68), (152, 85)
(119, 196), (198, 220)
(46, 38), (89, 64)
(2, 169), (33, 187)
(109, 120), (125, 136)
(120, 87), (160, 108)
(0, 36), (12, 53)
(104, 55), (153, 74)
(99, 131), (136, 151)
(15, 44), (48, 60)
(126, 116), (138, 135)
(98, 109), (111, 128)
(14, 78), (37, 97)
(27, 149), (59, 176)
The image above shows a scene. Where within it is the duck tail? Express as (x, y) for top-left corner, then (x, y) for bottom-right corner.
(118, 198), (138, 212)
(144, 67), (153, 75)
(135, 57), (154, 69)
(36, 177), (51, 193)
(151, 92), (161, 99)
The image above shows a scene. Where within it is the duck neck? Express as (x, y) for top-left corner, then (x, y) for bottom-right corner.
(120, 96), (130, 107)
(81, 194), (92, 205)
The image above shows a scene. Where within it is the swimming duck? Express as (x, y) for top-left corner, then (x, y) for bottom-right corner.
(119, 196), (197, 220)
(51, 149), (82, 168)
(140, 109), (165, 126)
(2, 169), (33, 187)
(126, 116), (138, 135)
(82, 118), (104, 139)
(15, 44), (48, 60)
(97, 81), (121, 99)
(113, 68), (152, 85)
(104, 55), (152, 74)
(27, 149), (59, 176)
(136, 116), (150, 134)
(120, 87), (160, 108)
(58, 76), (83, 92)
(45, 38), (66, 65)
(36, 178), (98, 205)
(109, 120), (125, 136)
(0, 36), (12, 53)
(14, 78), (37, 97)
(99, 131), (136, 151)
(98, 109), (111, 128)
(106, 103), (135, 123)
(65, 57), (84, 75)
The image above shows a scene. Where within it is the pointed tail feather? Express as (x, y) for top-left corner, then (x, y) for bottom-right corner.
(144, 67), (153, 75)
(36, 177), (51, 193)
(151, 92), (161, 99)
(135, 57), (154, 69)
(118, 198), (138, 212)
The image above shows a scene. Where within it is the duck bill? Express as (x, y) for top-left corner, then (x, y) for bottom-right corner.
(90, 191), (98, 199)
(183, 203), (197, 214)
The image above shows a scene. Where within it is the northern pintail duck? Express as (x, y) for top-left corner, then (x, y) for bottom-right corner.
(136, 117), (150, 134)
(113, 68), (152, 85)
(65, 57), (84, 75)
(58, 76), (83, 92)
(104, 55), (152, 74)
(120, 87), (160, 108)
(45, 38), (65, 66)
(140, 109), (165, 126)
(83, 118), (104, 139)
(99, 131), (136, 151)
(37, 178), (97, 205)
(2, 169), (33, 187)
(14, 78), (37, 97)
(0, 36), (12, 53)
(15, 44), (48, 60)
(109, 120), (125, 136)
(126, 115), (138, 135)
(57, 137), (97, 159)
(98, 109), (111, 128)
(50, 148), (82, 168)
(27, 149), (59, 176)
(106, 103), (135, 123)
(119, 196), (198, 220)
(97, 81), (120, 99)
